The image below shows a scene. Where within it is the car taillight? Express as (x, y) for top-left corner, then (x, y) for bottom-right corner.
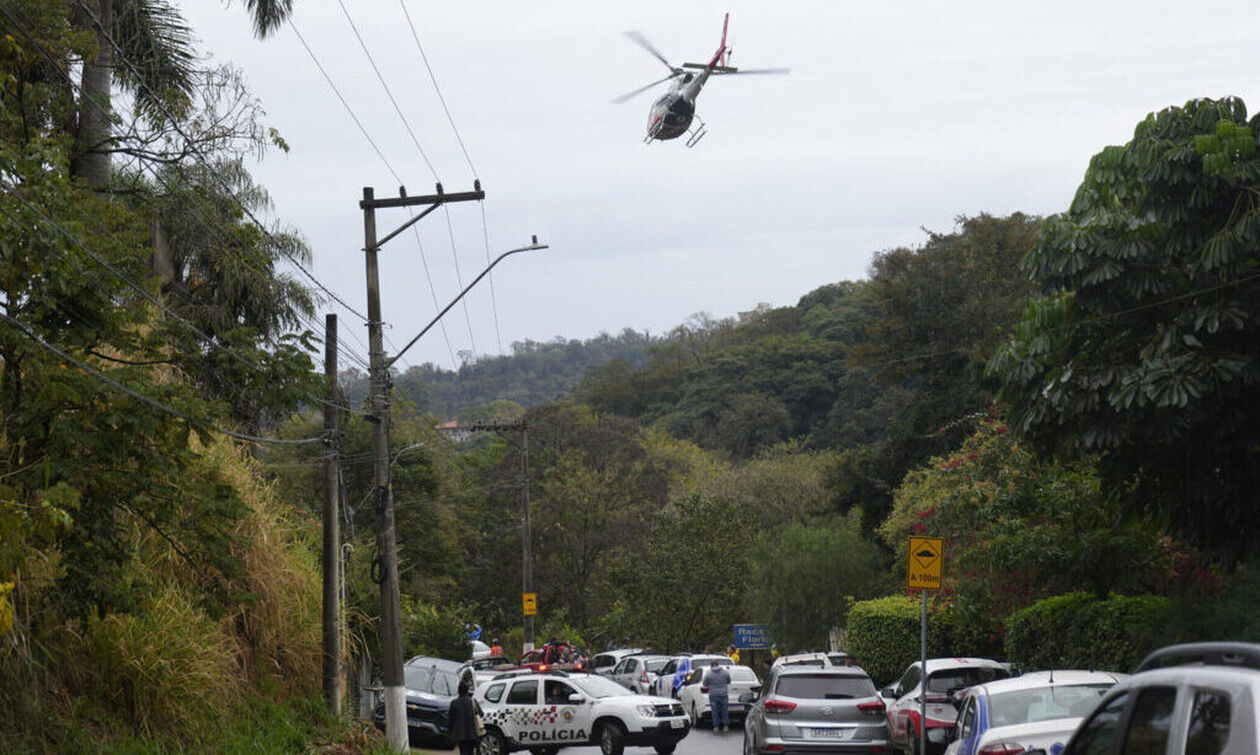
(857, 700), (886, 716)
(538, 665), (548, 672)
(978, 744), (1025, 755)
(763, 699), (797, 714)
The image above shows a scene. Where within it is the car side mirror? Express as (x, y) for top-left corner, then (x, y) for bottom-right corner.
(568, 693), (586, 704)
(880, 686), (897, 699)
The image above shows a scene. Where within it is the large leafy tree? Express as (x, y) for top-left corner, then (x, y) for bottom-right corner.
(989, 97), (1260, 562)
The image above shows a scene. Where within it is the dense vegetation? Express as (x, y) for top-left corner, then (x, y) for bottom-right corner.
(5, 0), (1260, 748)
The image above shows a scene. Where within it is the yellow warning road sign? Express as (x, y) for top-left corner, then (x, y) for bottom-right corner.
(908, 536), (943, 591)
(522, 592), (538, 616)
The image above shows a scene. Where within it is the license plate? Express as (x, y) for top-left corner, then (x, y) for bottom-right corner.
(809, 728), (849, 739)
(670, 719), (685, 729)
(728, 704), (743, 712)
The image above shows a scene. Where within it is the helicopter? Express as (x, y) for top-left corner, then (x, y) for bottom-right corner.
(613, 13), (789, 147)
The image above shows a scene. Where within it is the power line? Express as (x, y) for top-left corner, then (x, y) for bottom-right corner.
(286, 15), (460, 371)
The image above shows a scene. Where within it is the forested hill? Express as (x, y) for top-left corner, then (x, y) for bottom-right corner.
(339, 328), (661, 418)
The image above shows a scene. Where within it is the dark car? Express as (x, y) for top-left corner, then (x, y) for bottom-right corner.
(374, 656), (468, 746)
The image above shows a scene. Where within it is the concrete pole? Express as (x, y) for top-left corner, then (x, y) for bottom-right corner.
(363, 187), (407, 752)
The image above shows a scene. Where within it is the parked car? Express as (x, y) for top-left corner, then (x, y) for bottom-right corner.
(944, 670), (1126, 755)
(1028, 642), (1260, 755)
(828, 652), (852, 667)
(772, 652), (836, 670)
(375, 656), (467, 745)
(590, 648), (644, 677)
(677, 663), (761, 727)
(611, 653), (671, 694)
(652, 654), (734, 698)
(476, 669), (690, 755)
(742, 664), (891, 754)
(883, 657), (1010, 755)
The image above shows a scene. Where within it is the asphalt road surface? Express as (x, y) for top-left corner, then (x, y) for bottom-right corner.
(414, 725), (741, 755)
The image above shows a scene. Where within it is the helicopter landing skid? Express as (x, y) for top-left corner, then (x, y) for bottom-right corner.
(685, 118), (708, 148)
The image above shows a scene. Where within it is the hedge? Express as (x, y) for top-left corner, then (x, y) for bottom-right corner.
(846, 595), (1000, 686)
(1004, 592), (1173, 672)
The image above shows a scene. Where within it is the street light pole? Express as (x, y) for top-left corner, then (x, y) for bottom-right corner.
(359, 182), (544, 751)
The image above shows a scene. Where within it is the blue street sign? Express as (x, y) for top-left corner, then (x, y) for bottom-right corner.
(734, 624), (771, 650)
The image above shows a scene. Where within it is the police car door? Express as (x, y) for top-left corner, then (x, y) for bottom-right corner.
(543, 678), (591, 744)
(502, 678), (542, 745)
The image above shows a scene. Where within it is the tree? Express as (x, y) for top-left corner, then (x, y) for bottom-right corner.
(988, 97), (1260, 562)
(747, 513), (888, 652)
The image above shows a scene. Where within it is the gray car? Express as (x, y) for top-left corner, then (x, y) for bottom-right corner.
(742, 665), (891, 755)
(1029, 642), (1260, 755)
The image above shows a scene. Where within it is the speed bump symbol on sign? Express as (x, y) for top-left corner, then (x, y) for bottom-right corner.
(907, 536), (943, 590)
(522, 592), (537, 617)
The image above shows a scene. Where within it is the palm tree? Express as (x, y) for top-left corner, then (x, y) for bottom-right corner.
(72, 0), (293, 190)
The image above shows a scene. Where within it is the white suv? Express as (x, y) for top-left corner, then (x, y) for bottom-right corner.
(477, 670), (691, 755)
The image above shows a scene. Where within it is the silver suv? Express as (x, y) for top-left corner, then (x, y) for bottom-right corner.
(742, 665), (891, 755)
(1036, 642), (1260, 755)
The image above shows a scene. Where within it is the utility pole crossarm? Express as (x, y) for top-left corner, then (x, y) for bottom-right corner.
(362, 183), (485, 251)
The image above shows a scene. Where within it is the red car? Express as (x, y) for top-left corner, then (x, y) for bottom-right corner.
(515, 641), (586, 672)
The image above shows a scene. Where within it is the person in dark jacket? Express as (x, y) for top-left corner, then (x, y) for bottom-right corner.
(448, 680), (482, 755)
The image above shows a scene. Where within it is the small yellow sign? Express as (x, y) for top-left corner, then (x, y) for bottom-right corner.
(522, 592), (538, 617)
(908, 536), (944, 591)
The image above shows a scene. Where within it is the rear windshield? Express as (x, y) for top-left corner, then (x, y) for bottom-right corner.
(731, 667), (759, 682)
(645, 658), (668, 672)
(988, 684), (1114, 726)
(775, 674), (876, 699)
(927, 667), (1009, 695)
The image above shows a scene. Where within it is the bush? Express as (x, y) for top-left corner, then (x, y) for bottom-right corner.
(847, 594), (999, 686)
(1004, 592), (1173, 672)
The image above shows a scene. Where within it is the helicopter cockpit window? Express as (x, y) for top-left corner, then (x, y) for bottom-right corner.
(682, 73), (693, 83)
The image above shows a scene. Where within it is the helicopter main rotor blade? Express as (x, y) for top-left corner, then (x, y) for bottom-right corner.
(624, 30), (679, 74)
(711, 67), (792, 75)
(611, 73), (680, 104)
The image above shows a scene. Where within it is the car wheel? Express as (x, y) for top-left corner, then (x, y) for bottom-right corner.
(653, 745), (675, 755)
(480, 729), (507, 755)
(598, 721), (626, 755)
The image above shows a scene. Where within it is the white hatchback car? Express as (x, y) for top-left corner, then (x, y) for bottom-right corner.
(883, 657), (1011, 755)
(677, 663), (761, 727)
(477, 670), (691, 755)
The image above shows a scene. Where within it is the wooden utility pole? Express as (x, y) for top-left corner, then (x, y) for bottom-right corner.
(322, 314), (342, 713)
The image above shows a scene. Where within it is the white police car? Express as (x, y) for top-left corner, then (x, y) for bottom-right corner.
(477, 669), (691, 755)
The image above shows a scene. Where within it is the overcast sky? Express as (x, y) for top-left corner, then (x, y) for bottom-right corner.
(181, 1), (1260, 372)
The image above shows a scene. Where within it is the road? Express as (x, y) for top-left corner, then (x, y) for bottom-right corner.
(413, 725), (742, 755)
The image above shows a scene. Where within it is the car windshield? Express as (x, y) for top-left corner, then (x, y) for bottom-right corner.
(927, 667), (1008, 694)
(776, 673), (876, 699)
(572, 675), (634, 699)
(988, 684), (1114, 727)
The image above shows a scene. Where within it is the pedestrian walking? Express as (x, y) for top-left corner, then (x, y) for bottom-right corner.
(448, 679), (484, 755)
(701, 658), (733, 732)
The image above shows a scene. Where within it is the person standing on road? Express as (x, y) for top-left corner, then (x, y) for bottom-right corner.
(701, 658), (733, 732)
(448, 679), (483, 755)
